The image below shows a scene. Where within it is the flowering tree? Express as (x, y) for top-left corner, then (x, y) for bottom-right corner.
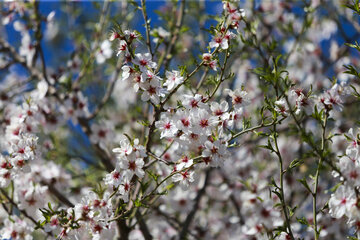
(1, 0), (360, 239)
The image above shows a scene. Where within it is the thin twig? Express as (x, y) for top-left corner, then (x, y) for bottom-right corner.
(140, 0), (153, 58)
(312, 111), (328, 240)
(195, 68), (209, 93)
(86, 59), (122, 120)
(228, 117), (285, 142)
(178, 170), (211, 239)
(273, 125), (295, 240)
(41, 181), (75, 208)
(72, 0), (110, 89)
(156, 0), (186, 72)
(205, 47), (230, 102)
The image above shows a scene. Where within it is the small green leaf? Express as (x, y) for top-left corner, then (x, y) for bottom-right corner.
(297, 177), (312, 194)
(297, 216), (309, 226)
(288, 158), (302, 170)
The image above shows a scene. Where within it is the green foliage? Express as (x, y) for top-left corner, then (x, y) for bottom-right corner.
(344, 0), (360, 15)
(344, 65), (360, 79)
(288, 158), (303, 171)
(297, 216), (310, 226)
(297, 177), (312, 194)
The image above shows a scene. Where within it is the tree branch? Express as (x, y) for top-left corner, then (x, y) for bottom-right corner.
(178, 170), (211, 239)
(140, 0), (153, 58)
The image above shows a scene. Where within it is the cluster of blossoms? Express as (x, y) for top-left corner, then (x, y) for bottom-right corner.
(154, 90), (249, 170)
(0, 92), (113, 238)
(42, 190), (117, 239)
(60, 91), (91, 125)
(2, 0), (360, 239)
(119, 50), (167, 104)
(0, 79), (52, 188)
(289, 88), (313, 115)
(0, 81), (74, 238)
(272, 82), (347, 119)
(110, 29), (167, 105)
(223, 1), (246, 29)
(329, 127), (360, 228)
(105, 136), (146, 202)
(319, 83), (347, 113)
(1, 216), (33, 240)
(101, 4), (250, 195)
(1, 102), (38, 187)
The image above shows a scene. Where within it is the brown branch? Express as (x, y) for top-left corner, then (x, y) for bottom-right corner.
(178, 170), (211, 239)
(41, 181), (74, 208)
(156, 0), (186, 72)
(86, 59), (122, 120)
(0, 37), (42, 79)
(72, 0), (110, 89)
(195, 68), (209, 93)
(135, 211), (153, 240)
(153, 206), (199, 238)
(117, 218), (131, 240)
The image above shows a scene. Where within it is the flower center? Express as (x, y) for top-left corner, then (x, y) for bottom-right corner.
(129, 161), (137, 171)
(199, 119), (209, 128)
(164, 122), (171, 129)
(234, 96), (242, 104)
(98, 129), (106, 138)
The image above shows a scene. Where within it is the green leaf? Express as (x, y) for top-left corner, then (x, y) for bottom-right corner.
(329, 182), (343, 193)
(164, 183), (174, 191)
(296, 216), (309, 226)
(137, 120), (150, 127)
(346, 41), (360, 52)
(344, 65), (360, 78)
(180, 26), (190, 33)
(179, 65), (187, 76)
(297, 177), (312, 194)
(288, 205), (297, 217)
(269, 177), (279, 188)
(134, 199), (142, 207)
(271, 190), (282, 201)
(273, 202), (282, 209)
(343, 0), (360, 15)
(48, 202), (54, 213)
(288, 158), (302, 170)
(258, 138), (275, 152)
(350, 84), (360, 99)
(147, 170), (159, 182)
